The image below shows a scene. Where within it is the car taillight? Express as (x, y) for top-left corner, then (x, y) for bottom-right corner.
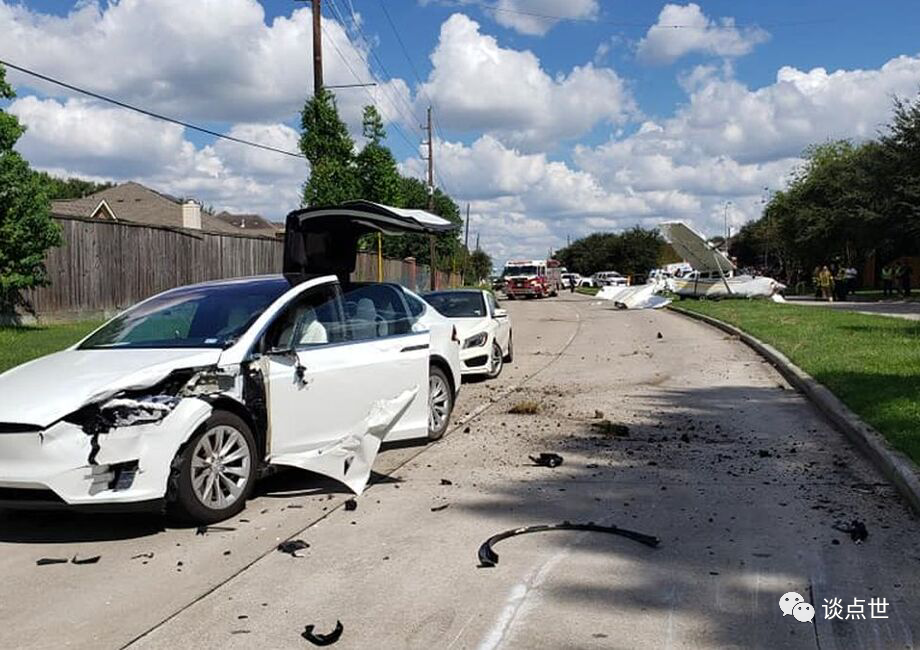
(451, 326), (460, 344)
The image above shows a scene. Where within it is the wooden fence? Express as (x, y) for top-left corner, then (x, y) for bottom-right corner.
(21, 216), (460, 322)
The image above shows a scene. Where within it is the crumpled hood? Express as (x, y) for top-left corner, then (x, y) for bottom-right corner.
(0, 347), (223, 428)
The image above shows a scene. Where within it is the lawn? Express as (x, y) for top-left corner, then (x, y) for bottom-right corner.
(673, 300), (920, 464)
(0, 321), (103, 375)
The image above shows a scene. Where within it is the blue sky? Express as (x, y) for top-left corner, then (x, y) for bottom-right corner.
(4, 0), (920, 262)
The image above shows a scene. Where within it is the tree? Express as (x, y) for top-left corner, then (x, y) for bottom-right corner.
(467, 249), (493, 284)
(356, 106), (403, 205)
(299, 88), (359, 206)
(32, 172), (114, 200)
(0, 64), (62, 313)
(555, 227), (666, 278)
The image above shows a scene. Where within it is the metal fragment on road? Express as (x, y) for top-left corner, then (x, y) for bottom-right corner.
(302, 620), (344, 646)
(277, 539), (310, 556)
(529, 452), (563, 468)
(477, 522), (661, 568)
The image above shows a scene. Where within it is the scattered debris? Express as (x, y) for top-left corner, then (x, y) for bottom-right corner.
(130, 552), (155, 560)
(440, 478), (453, 486)
(679, 433), (691, 443)
(508, 400), (540, 415)
(656, 332), (663, 339)
(344, 499), (357, 511)
(477, 522), (660, 567)
(302, 620), (344, 646)
(231, 630), (251, 635)
(833, 519), (868, 544)
(591, 420), (630, 437)
(430, 504), (450, 512)
(70, 555), (101, 565)
(593, 409), (604, 419)
(196, 525), (236, 536)
(529, 452), (564, 468)
(277, 540), (310, 557)
(36, 558), (68, 566)
(757, 449), (771, 458)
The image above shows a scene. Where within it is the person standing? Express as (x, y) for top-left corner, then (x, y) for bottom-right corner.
(834, 264), (848, 301)
(819, 265), (834, 301)
(881, 264), (894, 297)
(899, 262), (912, 298)
(812, 266), (822, 298)
(845, 265), (858, 298)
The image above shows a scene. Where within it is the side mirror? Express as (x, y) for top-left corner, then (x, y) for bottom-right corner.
(267, 344), (296, 357)
(494, 308), (508, 319)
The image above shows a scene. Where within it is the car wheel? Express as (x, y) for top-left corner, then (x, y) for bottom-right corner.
(169, 411), (257, 524)
(428, 365), (453, 441)
(487, 341), (504, 378)
(503, 333), (514, 362)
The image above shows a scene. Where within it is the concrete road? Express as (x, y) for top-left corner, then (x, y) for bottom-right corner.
(1, 294), (918, 649)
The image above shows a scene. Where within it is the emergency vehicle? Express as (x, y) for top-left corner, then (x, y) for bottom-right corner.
(502, 259), (563, 299)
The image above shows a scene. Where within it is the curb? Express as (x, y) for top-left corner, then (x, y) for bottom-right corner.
(668, 304), (920, 515)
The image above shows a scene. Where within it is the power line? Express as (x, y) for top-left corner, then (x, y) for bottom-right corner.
(434, 0), (830, 30)
(320, 5), (423, 156)
(0, 59), (306, 159)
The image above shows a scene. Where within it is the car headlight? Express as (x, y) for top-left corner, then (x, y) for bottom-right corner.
(463, 332), (489, 348)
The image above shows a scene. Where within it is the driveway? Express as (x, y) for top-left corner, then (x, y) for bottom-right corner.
(1, 294), (917, 649)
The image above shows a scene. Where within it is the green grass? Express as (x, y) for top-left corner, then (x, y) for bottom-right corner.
(674, 300), (920, 464)
(0, 321), (103, 375)
(576, 286), (600, 296)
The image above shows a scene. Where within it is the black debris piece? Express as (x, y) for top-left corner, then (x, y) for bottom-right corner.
(833, 519), (868, 544)
(302, 620), (344, 646)
(440, 478), (453, 486)
(36, 558), (68, 566)
(593, 409), (604, 419)
(196, 525), (236, 536)
(231, 630), (251, 635)
(757, 449), (771, 458)
(430, 504), (450, 512)
(656, 332), (663, 339)
(477, 522), (660, 568)
(529, 452), (564, 468)
(130, 552), (154, 560)
(344, 499), (357, 511)
(277, 539), (310, 556)
(71, 555), (101, 565)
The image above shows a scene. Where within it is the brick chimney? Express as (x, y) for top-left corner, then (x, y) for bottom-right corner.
(182, 200), (201, 230)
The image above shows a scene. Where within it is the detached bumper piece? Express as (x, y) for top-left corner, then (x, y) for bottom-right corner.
(477, 521), (661, 568)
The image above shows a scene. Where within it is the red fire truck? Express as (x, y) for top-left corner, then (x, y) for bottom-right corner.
(502, 259), (563, 299)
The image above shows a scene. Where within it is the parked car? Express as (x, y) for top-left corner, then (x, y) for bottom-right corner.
(561, 272), (583, 288)
(593, 271), (629, 287)
(0, 202), (459, 523)
(577, 276), (596, 288)
(423, 289), (512, 378)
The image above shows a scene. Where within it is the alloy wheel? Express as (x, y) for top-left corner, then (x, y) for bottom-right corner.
(429, 373), (450, 433)
(190, 424), (252, 510)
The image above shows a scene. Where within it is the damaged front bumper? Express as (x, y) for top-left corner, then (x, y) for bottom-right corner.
(0, 398), (212, 509)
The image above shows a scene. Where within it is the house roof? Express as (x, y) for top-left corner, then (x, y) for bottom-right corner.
(215, 211), (283, 234)
(50, 182), (277, 237)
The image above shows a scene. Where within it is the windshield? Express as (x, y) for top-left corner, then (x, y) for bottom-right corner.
(424, 291), (487, 318)
(503, 265), (539, 276)
(80, 278), (291, 349)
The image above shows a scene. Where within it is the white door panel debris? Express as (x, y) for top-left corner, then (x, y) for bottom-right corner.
(597, 284), (671, 310)
(270, 387), (419, 494)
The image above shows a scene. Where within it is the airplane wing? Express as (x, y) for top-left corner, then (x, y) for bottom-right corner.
(659, 221), (735, 274)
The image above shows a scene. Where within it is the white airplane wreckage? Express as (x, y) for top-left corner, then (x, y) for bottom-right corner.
(597, 221), (786, 310)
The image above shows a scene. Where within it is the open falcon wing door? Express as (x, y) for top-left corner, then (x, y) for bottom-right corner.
(283, 200), (457, 284)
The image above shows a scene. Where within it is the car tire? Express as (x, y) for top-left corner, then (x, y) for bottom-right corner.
(169, 410), (257, 524)
(428, 365), (453, 441)
(503, 333), (514, 363)
(487, 341), (504, 379)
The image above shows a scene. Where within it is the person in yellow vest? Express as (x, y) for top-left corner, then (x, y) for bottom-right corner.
(818, 265), (834, 301)
(881, 264), (894, 297)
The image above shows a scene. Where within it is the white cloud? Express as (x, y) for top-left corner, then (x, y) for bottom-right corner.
(417, 14), (636, 148)
(637, 3), (769, 65)
(11, 96), (305, 219)
(491, 0), (598, 36)
(0, 0), (410, 128)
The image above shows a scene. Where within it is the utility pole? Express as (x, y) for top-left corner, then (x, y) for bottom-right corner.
(421, 105), (436, 289)
(465, 203), (470, 249)
(311, 0), (323, 95)
(295, 0), (323, 95)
